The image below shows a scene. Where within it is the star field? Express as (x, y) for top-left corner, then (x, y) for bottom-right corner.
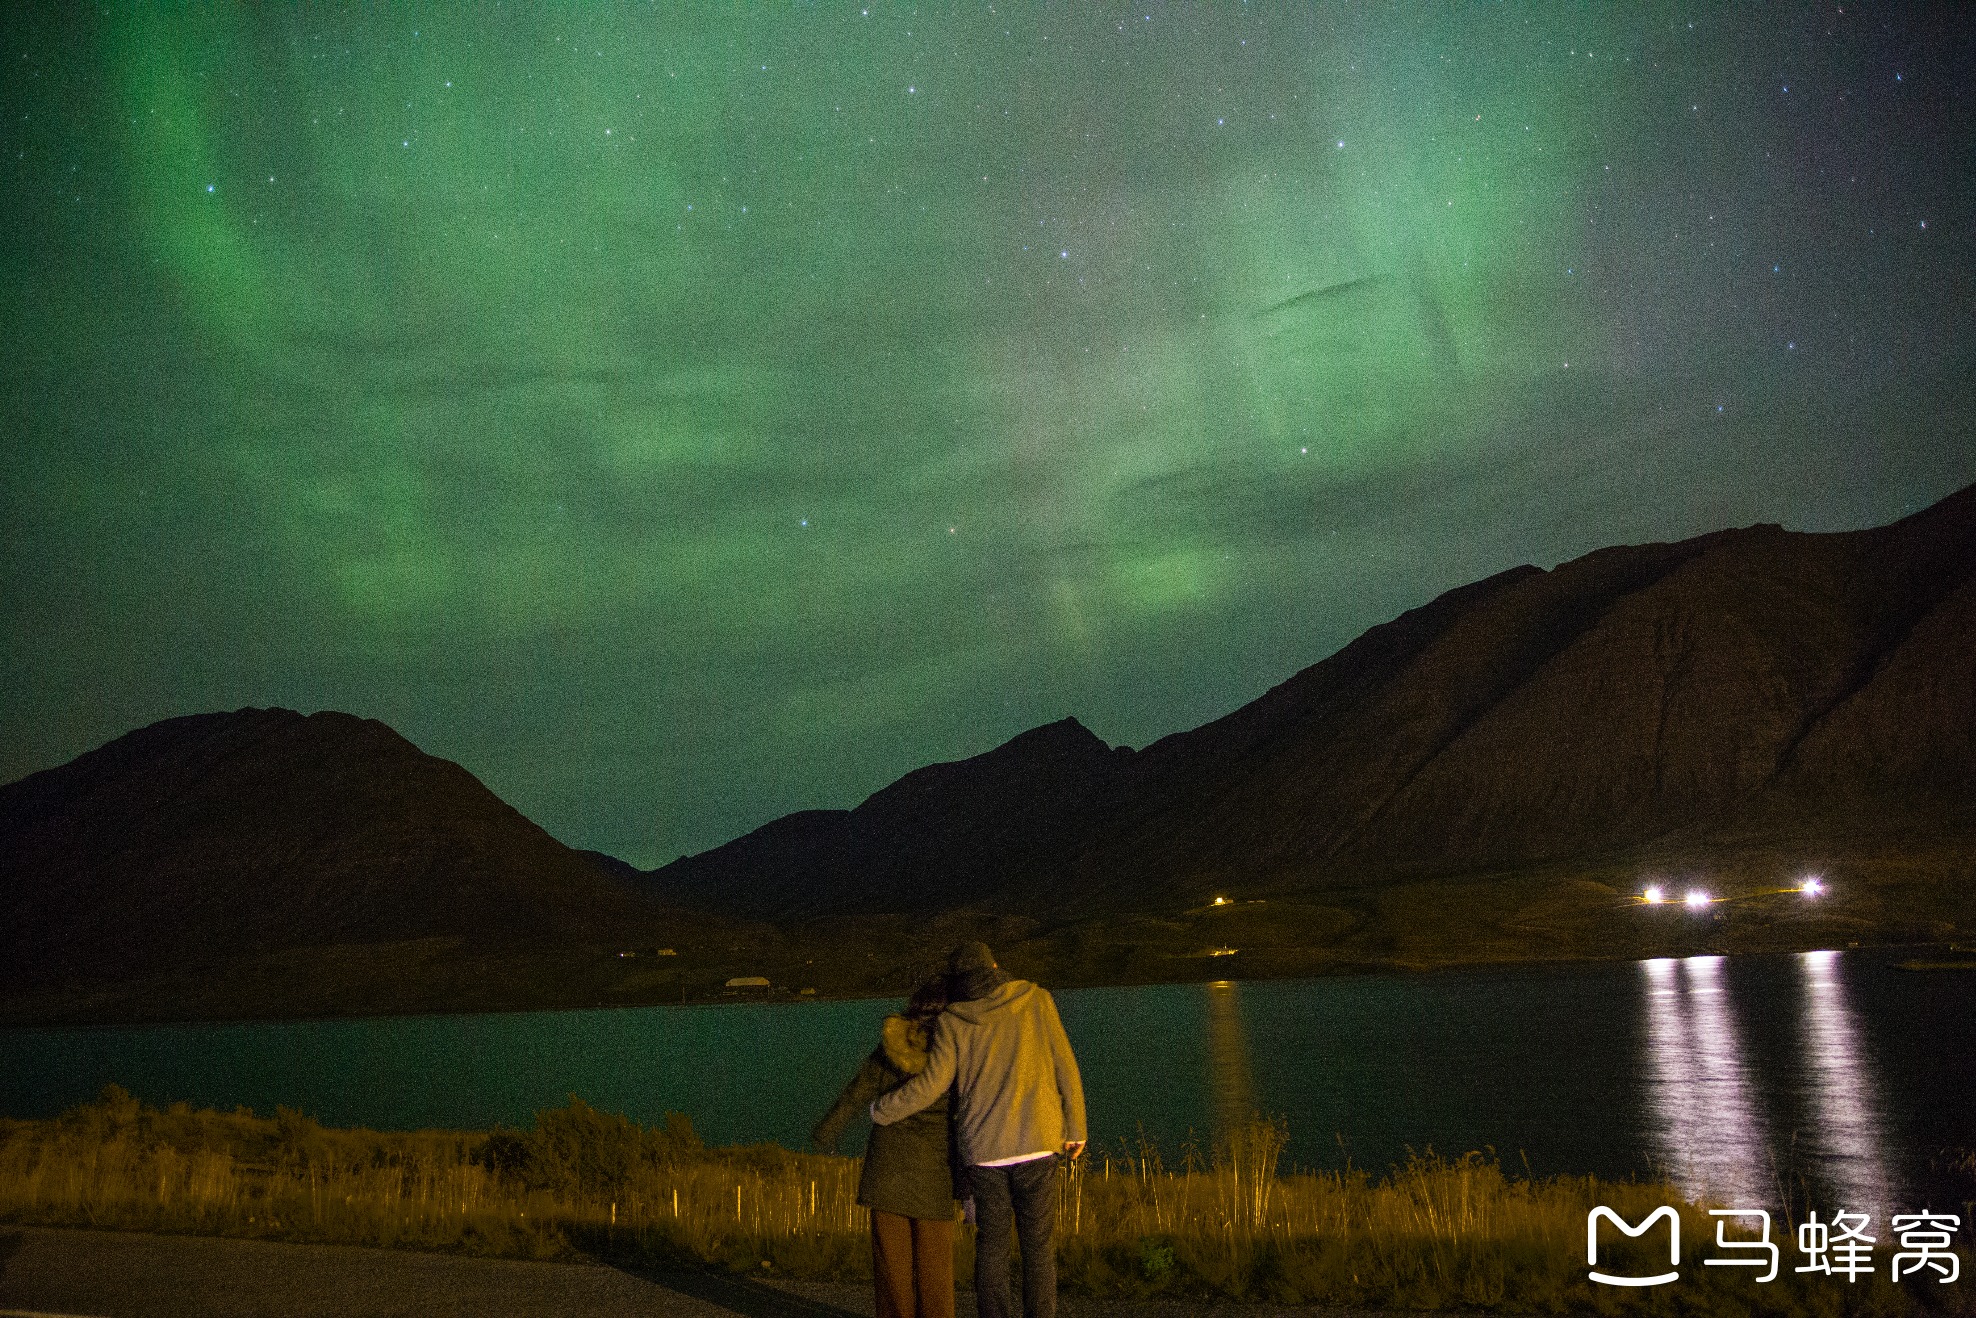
(3, 4), (1972, 864)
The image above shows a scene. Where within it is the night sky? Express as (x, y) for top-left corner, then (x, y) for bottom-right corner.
(4, 4), (1972, 867)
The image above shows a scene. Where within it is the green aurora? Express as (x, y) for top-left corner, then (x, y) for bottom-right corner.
(4, 4), (1971, 863)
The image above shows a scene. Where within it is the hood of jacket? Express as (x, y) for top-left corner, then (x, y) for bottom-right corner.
(880, 1014), (932, 1074)
(945, 978), (1035, 1025)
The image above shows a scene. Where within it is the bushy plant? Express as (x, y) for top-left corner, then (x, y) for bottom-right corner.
(474, 1097), (702, 1199)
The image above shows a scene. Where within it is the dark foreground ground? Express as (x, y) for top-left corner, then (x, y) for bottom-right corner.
(0, 1227), (1472, 1318)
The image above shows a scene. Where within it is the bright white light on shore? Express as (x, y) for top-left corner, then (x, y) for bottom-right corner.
(1212, 896), (1230, 906)
(1802, 877), (1824, 897)
(1685, 889), (1712, 909)
(1643, 885), (1666, 904)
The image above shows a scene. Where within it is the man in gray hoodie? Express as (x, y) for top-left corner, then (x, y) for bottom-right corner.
(870, 942), (1086, 1318)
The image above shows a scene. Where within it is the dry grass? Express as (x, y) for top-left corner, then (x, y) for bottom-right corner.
(0, 1087), (865, 1273)
(1, 1089), (1968, 1315)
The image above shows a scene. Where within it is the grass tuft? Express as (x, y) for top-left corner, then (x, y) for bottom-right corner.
(1, 1087), (1969, 1315)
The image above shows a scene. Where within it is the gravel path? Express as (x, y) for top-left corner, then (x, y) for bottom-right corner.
(0, 1227), (1481, 1318)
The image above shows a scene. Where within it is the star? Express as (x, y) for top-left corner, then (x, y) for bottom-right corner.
(13, 0), (1961, 891)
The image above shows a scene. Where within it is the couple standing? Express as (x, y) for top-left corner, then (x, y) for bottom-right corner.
(813, 942), (1087, 1318)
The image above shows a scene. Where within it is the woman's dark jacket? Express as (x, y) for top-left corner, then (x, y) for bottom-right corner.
(813, 1015), (957, 1220)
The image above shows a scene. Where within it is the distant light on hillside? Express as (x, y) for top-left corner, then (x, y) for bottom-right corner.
(1685, 890), (1712, 909)
(1802, 876), (1824, 898)
(1643, 885), (1665, 904)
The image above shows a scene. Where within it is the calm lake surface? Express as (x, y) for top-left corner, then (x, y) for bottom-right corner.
(4, 951), (1972, 1214)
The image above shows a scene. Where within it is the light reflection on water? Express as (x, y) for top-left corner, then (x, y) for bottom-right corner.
(1638, 952), (1900, 1213)
(1204, 979), (1255, 1144)
(1640, 956), (1773, 1205)
(1796, 949), (1895, 1215)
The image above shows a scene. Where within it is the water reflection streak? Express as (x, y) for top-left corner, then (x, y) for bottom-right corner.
(1204, 979), (1255, 1145)
(1639, 956), (1772, 1204)
(1796, 950), (1896, 1215)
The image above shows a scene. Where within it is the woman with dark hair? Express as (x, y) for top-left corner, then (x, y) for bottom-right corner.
(813, 976), (959, 1318)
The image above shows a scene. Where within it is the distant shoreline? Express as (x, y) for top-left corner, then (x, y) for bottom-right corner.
(1, 937), (1950, 1031)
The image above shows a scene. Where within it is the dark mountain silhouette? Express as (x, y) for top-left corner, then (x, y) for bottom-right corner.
(651, 481), (1976, 919)
(652, 717), (1131, 919)
(4, 484), (1971, 1022)
(577, 848), (647, 886)
(0, 708), (693, 997)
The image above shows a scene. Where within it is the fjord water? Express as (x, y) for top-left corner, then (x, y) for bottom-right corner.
(4, 952), (1971, 1213)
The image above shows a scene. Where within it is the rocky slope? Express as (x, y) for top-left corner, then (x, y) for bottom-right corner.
(652, 481), (1976, 918)
(653, 717), (1132, 920)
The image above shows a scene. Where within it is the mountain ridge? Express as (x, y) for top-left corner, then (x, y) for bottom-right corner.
(3, 484), (1971, 1022)
(649, 483), (1976, 918)
(0, 707), (710, 1000)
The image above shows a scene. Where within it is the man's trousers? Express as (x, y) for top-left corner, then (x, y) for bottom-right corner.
(966, 1156), (1060, 1318)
